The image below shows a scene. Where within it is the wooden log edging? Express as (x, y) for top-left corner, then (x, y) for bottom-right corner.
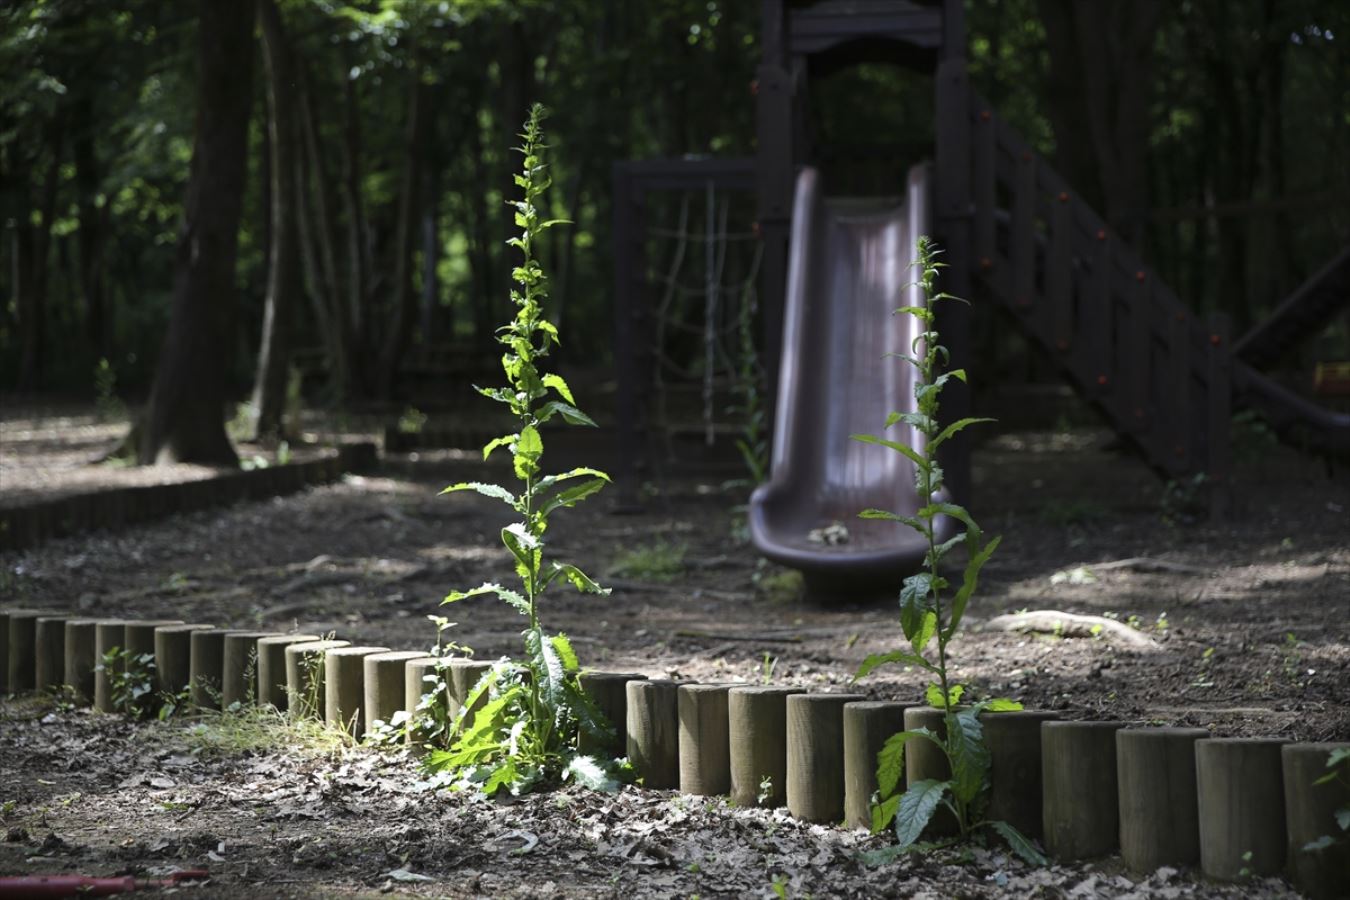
(257, 634), (320, 709)
(1196, 737), (1288, 881)
(0, 442), (378, 553)
(1117, 727), (1209, 872)
(1041, 721), (1124, 860)
(728, 686), (804, 809)
(285, 639), (350, 717)
(3, 609), (1339, 880)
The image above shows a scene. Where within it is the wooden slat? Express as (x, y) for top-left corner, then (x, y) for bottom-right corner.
(1168, 308), (1192, 473)
(1206, 313), (1232, 520)
(1010, 150), (1036, 319)
(1047, 191), (1072, 355)
(1082, 232), (1113, 400)
(1127, 272), (1152, 436)
(972, 105), (996, 267)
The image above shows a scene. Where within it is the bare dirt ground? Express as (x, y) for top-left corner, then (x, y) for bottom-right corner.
(1, 403), (1347, 898)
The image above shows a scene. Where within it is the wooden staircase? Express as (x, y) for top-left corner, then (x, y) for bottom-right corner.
(961, 95), (1349, 506)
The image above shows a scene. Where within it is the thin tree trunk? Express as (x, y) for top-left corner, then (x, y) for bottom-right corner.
(249, 0), (303, 442)
(16, 120), (62, 392)
(339, 65), (371, 391)
(136, 0), (255, 466)
(72, 98), (109, 363)
(296, 63), (349, 399)
(375, 65), (428, 400)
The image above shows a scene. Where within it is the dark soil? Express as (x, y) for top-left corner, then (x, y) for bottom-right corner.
(1, 405), (1347, 897)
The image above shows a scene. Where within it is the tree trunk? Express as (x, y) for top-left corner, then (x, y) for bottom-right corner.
(72, 97), (109, 363)
(136, 0), (255, 466)
(1037, 0), (1162, 247)
(249, 0), (302, 442)
(339, 64), (372, 392)
(375, 65), (428, 400)
(296, 63), (350, 400)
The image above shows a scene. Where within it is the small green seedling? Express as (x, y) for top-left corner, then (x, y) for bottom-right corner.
(851, 237), (1040, 865)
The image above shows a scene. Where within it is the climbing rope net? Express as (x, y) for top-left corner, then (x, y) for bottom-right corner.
(642, 182), (764, 460)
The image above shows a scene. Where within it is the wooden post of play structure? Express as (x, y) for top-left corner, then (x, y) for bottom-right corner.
(933, 0), (973, 505)
(756, 0), (793, 433)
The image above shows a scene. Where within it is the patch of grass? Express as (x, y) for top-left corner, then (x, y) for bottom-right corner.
(609, 540), (687, 582)
(754, 565), (803, 603)
(142, 704), (355, 758)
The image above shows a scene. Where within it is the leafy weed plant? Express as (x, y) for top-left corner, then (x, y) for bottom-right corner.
(851, 237), (1041, 865)
(428, 104), (614, 796)
(98, 646), (158, 719)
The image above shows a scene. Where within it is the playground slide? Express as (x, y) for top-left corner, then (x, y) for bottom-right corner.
(749, 165), (956, 595)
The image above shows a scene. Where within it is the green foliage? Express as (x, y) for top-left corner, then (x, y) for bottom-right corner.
(1303, 748), (1350, 852)
(398, 406), (428, 435)
(732, 288), (768, 485)
(429, 105), (614, 796)
(97, 646), (157, 720)
(93, 358), (125, 422)
(852, 237), (1038, 865)
(608, 539), (687, 582)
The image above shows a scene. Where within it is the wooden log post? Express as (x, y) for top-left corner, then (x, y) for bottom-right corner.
(256, 634), (319, 709)
(6, 609), (49, 692)
(363, 650), (426, 735)
(0, 608), (38, 693)
(903, 706), (958, 835)
(34, 615), (68, 692)
(578, 672), (646, 758)
(324, 645), (389, 738)
(92, 619), (128, 712)
(404, 656), (443, 749)
(983, 709), (1060, 838)
(844, 701), (909, 830)
(728, 686), (804, 809)
(1041, 721), (1124, 860)
(189, 628), (232, 710)
(678, 684), (732, 796)
(1116, 727), (1208, 872)
(1196, 737), (1288, 880)
(125, 619), (182, 661)
(445, 659), (494, 725)
(786, 693), (865, 824)
(627, 679), (680, 789)
(62, 619), (101, 704)
(222, 631), (277, 708)
(1282, 742), (1350, 900)
(284, 639), (350, 717)
(154, 624), (214, 699)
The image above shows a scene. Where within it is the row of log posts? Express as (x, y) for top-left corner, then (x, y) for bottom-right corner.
(2, 611), (1345, 897)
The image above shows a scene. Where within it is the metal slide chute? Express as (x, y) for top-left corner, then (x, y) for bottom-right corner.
(749, 164), (956, 597)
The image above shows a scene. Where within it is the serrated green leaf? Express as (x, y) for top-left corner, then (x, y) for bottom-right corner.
(563, 755), (619, 791)
(514, 425), (542, 480)
(482, 435), (514, 461)
(1337, 808), (1350, 831)
(443, 583), (527, 615)
(537, 400), (597, 427)
(1301, 835), (1336, 852)
(542, 373), (575, 403)
(871, 792), (901, 834)
(895, 779), (949, 847)
(948, 707), (988, 805)
(989, 820), (1048, 866)
(854, 650), (933, 681)
(900, 573), (939, 645)
(851, 433), (930, 472)
(439, 481), (518, 508)
(946, 534), (1001, 641)
(549, 633), (579, 672)
(980, 697), (1023, 713)
(549, 561), (608, 595)
(929, 417), (998, 451)
(877, 728), (935, 797)
(541, 478), (607, 516)
(925, 683), (964, 709)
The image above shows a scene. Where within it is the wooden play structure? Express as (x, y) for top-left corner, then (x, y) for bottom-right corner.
(612, 1), (1350, 572)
